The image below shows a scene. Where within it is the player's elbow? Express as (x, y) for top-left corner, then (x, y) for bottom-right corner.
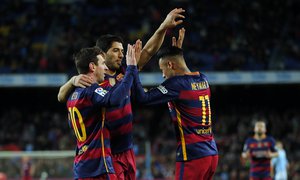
(57, 90), (67, 103)
(57, 96), (64, 103)
(57, 94), (65, 103)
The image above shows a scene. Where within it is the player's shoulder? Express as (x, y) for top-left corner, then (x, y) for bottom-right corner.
(245, 136), (255, 142)
(82, 83), (105, 96)
(68, 84), (98, 101)
(167, 71), (207, 84)
(266, 135), (276, 141)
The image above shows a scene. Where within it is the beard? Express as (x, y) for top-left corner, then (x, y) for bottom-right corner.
(256, 132), (263, 137)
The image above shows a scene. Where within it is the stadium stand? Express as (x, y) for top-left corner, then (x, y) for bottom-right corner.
(1, 0), (300, 179)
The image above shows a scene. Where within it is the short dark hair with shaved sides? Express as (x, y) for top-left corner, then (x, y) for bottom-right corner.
(157, 46), (183, 61)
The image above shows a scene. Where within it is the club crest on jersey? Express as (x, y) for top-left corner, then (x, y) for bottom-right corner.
(157, 85), (168, 94)
(109, 78), (116, 86)
(116, 74), (124, 81)
(95, 87), (108, 97)
(71, 92), (78, 100)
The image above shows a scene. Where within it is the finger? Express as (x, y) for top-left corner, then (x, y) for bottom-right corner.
(137, 39), (142, 49)
(174, 20), (184, 26)
(128, 44), (132, 59)
(78, 84), (86, 88)
(175, 14), (185, 19)
(127, 44), (131, 58)
(79, 81), (92, 87)
(177, 28), (185, 48)
(172, 37), (176, 46)
(138, 40), (142, 51)
(132, 47), (135, 58)
(179, 28), (186, 39)
(170, 8), (178, 13)
(175, 8), (185, 13)
(81, 76), (93, 84)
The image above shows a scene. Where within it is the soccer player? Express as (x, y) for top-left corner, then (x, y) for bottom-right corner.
(66, 46), (138, 179)
(271, 141), (289, 180)
(132, 46), (219, 180)
(241, 119), (278, 180)
(58, 8), (185, 180)
(21, 156), (33, 180)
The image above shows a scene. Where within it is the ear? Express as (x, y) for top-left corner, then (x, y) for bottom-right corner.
(167, 61), (176, 70)
(167, 61), (175, 69)
(89, 62), (96, 72)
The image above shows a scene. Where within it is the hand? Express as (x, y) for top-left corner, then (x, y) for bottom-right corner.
(172, 27), (185, 48)
(72, 74), (93, 88)
(134, 39), (142, 62)
(126, 44), (137, 66)
(160, 8), (185, 30)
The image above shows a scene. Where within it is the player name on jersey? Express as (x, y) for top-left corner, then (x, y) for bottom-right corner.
(191, 81), (209, 90)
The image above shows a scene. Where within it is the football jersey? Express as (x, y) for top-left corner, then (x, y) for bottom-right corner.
(104, 65), (134, 154)
(134, 72), (218, 161)
(66, 66), (137, 178)
(243, 136), (277, 178)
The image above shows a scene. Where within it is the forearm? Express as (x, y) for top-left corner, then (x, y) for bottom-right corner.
(57, 76), (76, 103)
(133, 72), (167, 105)
(270, 152), (279, 158)
(133, 72), (148, 103)
(138, 24), (167, 70)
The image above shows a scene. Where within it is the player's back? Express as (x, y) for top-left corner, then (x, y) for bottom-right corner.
(66, 83), (114, 178)
(166, 72), (218, 161)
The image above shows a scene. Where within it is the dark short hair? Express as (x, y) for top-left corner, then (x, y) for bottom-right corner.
(96, 34), (124, 52)
(73, 46), (103, 74)
(157, 46), (183, 60)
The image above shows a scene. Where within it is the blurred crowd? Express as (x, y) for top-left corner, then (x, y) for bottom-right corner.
(1, 0), (300, 179)
(1, 0), (300, 74)
(1, 86), (300, 179)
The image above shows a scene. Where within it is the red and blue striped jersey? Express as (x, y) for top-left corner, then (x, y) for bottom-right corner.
(243, 136), (277, 178)
(134, 72), (218, 161)
(104, 66), (134, 154)
(66, 66), (137, 178)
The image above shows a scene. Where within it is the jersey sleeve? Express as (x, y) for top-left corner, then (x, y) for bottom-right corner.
(133, 73), (180, 105)
(269, 137), (277, 152)
(91, 65), (137, 107)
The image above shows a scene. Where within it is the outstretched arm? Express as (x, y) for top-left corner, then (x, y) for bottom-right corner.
(133, 39), (178, 104)
(57, 74), (93, 102)
(137, 8), (185, 70)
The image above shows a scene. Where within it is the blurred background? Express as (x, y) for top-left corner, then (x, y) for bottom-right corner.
(0, 0), (300, 179)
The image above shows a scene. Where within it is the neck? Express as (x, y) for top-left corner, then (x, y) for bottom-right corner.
(87, 73), (97, 84)
(254, 133), (266, 140)
(175, 66), (191, 76)
(105, 69), (117, 76)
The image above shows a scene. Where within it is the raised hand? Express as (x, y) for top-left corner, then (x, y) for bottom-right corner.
(161, 8), (185, 29)
(134, 39), (142, 63)
(126, 44), (137, 66)
(172, 27), (185, 49)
